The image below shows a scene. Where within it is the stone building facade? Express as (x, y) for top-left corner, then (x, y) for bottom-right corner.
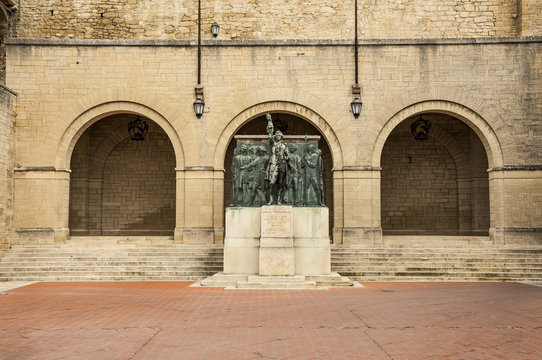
(0, 1), (541, 252)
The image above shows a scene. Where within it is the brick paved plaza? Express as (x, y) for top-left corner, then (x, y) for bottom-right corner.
(0, 281), (541, 359)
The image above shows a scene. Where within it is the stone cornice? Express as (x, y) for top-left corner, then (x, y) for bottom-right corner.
(491, 165), (542, 171)
(5, 36), (542, 47)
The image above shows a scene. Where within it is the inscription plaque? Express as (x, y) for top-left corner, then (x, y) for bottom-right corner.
(261, 207), (292, 238)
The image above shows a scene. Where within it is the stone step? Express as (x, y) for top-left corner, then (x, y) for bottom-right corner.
(0, 270), (221, 277)
(331, 252), (542, 258)
(337, 270), (542, 278)
(1, 255), (223, 261)
(0, 255), (224, 261)
(0, 262), (222, 271)
(305, 273), (354, 287)
(198, 273), (353, 289)
(331, 249), (542, 254)
(199, 273), (250, 287)
(0, 276), (206, 281)
(236, 281), (317, 289)
(347, 277), (542, 282)
(237, 275), (318, 289)
(331, 257), (542, 262)
(5, 247), (224, 253)
(0, 262), (223, 268)
(332, 265), (542, 271)
(4, 250), (223, 255)
(331, 246), (542, 252)
(0, 240), (224, 281)
(331, 263), (542, 269)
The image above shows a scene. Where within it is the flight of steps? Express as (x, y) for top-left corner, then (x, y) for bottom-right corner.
(3, 238), (542, 283)
(331, 246), (542, 283)
(0, 236), (223, 281)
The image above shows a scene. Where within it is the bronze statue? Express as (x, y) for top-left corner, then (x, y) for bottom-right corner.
(265, 114), (289, 205)
(286, 143), (302, 206)
(303, 143), (324, 206)
(230, 113), (325, 207)
(243, 146), (270, 206)
(231, 144), (251, 206)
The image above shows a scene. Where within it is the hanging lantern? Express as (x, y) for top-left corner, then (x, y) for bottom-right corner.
(350, 97), (362, 118)
(193, 97), (205, 118)
(211, 22), (220, 37)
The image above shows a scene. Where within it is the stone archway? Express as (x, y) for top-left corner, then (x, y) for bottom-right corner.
(69, 114), (176, 236)
(55, 101), (185, 241)
(372, 101), (503, 243)
(213, 101), (344, 242)
(371, 100), (503, 169)
(380, 114), (490, 237)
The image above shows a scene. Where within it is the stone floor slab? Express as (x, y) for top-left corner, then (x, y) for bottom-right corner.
(0, 281), (541, 359)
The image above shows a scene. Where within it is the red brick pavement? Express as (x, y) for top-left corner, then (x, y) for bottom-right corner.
(0, 281), (541, 359)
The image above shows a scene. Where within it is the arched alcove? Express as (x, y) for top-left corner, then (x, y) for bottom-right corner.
(380, 113), (490, 236)
(69, 114), (176, 236)
(223, 112), (334, 233)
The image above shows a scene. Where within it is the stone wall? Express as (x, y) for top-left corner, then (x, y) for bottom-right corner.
(0, 37), (5, 84)
(0, 84), (15, 252)
(13, 0), (540, 40)
(0, 2), (11, 84)
(5, 38), (542, 244)
(6, 40), (541, 167)
(520, 0), (542, 36)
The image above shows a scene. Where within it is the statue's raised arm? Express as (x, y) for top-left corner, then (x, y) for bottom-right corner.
(266, 113), (274, 140)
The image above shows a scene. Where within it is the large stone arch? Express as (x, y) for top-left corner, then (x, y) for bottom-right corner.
(52, 100), (186, 241)
(68, 116), (177, 236)
(213, 101), (344, 171)
(211, 100), (344, 243)
(372, 100), (503, 243)
(55, 101), (185, 170)
(371, 100), (503, 169)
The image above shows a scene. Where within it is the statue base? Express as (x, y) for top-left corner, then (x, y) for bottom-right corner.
(198, 206), (354, 289)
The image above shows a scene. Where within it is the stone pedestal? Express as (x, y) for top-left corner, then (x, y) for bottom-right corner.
(293, 207), (330, 275)
(259, 206), (294, 276)
(223, 207), (260, 274)
(202, 205), (353, 288)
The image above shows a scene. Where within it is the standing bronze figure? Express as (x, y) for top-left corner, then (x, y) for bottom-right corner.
(231, 144), (251, 206)
(265, 113), (289, 205)
(303, 143), (324, 206)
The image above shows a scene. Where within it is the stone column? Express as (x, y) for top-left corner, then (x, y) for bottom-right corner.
(488, 168), (505, 245)
(14, 167), (70, 244)
(174, 168), (185, 243)
(177, 166), (215, 244)
(340, 167), (382, 246)
(212, 169), (225, 244)
(332, 169), (344, 244)
(496, 167), (542, 245)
